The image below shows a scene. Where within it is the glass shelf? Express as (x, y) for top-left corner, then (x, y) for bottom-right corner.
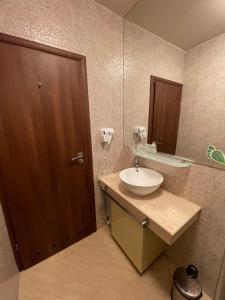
(131, 144), (193, 168)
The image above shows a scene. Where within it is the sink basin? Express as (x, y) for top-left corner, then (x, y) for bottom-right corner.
(119, 168), (164, 196)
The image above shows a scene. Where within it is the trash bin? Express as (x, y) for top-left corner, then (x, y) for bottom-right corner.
(171, 265), (202, 300)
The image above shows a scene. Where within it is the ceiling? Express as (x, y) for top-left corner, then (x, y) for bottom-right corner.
(95, 0), (140, 17)
(96, 0), (225, 50)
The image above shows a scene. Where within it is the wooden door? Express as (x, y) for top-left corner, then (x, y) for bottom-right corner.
(0, 34), (96, 270)
(148, 76), (183, 154)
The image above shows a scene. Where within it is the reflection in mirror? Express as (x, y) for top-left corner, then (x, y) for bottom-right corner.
(124, 0), (225, 169)
(148, 76), (182, 155)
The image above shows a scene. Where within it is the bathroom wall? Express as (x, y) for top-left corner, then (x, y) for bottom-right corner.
(177, 33), (225, 165)
(124, 20), (185, 146)
(0, 0), (126, 297)
(0, 202), (19, 300)
(138, 153), (225, 298)
(215, 250), (225, 300)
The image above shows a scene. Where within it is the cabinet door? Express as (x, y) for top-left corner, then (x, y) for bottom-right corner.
(111, 200), (165, 273)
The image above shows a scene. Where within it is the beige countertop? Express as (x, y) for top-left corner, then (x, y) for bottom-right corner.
(99, 172), (201, 245)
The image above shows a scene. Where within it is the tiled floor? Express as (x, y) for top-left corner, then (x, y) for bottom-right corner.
(19, 226), (212, 300)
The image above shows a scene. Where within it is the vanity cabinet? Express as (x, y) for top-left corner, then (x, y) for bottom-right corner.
(100, 173), (201, 273)
(111, 199), (165, 273)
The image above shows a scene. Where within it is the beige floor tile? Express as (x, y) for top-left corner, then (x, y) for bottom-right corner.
(19, 226), (211, 300)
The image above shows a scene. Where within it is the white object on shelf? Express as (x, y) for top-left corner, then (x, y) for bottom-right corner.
(149, 142), (157, 153)
(134, 126), (147, 141)
(100, 128), (114, 145)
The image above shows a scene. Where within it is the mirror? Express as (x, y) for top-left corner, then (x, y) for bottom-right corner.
(123, 0), (225, 168)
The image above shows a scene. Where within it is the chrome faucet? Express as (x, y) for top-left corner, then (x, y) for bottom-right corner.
(134, 156), (140, 172)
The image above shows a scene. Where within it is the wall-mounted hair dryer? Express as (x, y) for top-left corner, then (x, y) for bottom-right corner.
(100, 128), (114, 145)
(134, 126), (147, 141)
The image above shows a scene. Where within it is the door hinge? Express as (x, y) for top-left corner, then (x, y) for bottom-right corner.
(15, 243), (19, 252)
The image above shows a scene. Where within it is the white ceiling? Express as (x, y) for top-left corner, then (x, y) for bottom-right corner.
(96, 0), (225, 50)
(95, 0), (140, 16)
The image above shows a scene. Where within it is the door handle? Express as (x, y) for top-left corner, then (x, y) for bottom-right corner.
(154, 141), (163, 145)
(71, 152), (84, 164)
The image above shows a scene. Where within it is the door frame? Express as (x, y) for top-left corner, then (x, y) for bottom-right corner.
(148, 75), (183, 144)
(0, 33), (96, 270)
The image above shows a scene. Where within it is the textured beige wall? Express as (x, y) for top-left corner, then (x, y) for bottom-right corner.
(177, 33), (225, 167)
(136, 152), (225, 298)
(0, 202), (19, 300)
(0, 0), (127, 297)
(124, 20), (185, 146)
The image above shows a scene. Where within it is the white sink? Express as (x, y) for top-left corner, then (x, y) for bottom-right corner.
(119, 167), (164, 196)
